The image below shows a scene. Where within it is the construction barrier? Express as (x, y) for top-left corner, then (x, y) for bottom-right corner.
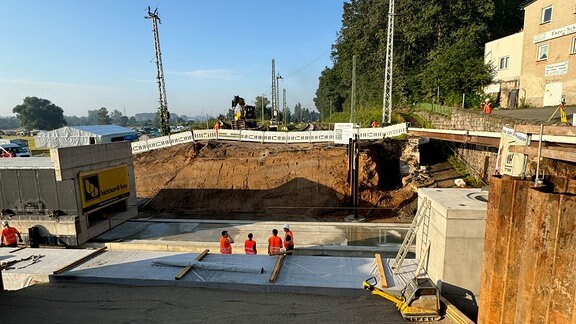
(131, 123), (409, 155)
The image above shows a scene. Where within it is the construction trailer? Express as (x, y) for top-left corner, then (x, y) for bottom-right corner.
(34, 125), (138, 149)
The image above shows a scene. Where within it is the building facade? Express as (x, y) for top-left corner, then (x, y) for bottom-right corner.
(485, 32), (524, 108)
(521, 0), (576, 107)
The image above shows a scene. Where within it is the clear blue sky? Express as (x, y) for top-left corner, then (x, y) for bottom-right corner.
(0, 1), (346, 119)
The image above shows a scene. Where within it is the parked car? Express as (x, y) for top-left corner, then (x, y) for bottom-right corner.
(0, 143), (31, 157)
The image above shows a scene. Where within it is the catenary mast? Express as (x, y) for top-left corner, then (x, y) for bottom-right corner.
(145, 7), (170, 136)
(381, 0), (395, 125)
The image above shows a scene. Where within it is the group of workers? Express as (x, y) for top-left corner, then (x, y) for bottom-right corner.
(219, 224), (295, 255)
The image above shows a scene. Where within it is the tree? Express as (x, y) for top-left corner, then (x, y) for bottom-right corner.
(12, 97), (66, 130)
(97, 107), (111, 125)
(315, 0), (524, 111)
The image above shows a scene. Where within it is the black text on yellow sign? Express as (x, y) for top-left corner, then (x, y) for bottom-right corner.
(79, 165), (130, 213)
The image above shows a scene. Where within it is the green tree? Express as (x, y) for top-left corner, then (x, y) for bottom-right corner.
(97, 107), (111, 125)
(12, 97), (66, 130)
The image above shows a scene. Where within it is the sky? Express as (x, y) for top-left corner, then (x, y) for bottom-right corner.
(0, 1), (346, 119)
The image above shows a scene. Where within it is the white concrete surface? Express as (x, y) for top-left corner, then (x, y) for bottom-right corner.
(1, 246), (420, 297)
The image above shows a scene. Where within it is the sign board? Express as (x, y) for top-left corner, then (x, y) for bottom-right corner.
(334, 123), (355, 144)
(79, 165), (130, 213)
(495, 126), (529, 177)
(545, 62), (568, 77)
(534, 23), (576, 43)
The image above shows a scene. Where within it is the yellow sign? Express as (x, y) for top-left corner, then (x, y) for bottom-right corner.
(79, 165), (130, 212)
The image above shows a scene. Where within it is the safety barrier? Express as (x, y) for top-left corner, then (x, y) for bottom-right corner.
(131, 123), (408, 155)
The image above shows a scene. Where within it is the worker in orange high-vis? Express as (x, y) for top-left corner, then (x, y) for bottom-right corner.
(244, 233), (257, 255)
(283, 224), (295, 251)
(268, 229), (282, 255)
(1, 220), (23, 248)
(219, 230), (234, 254)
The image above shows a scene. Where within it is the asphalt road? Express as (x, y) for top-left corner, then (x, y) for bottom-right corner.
(491, 106), (575, 125)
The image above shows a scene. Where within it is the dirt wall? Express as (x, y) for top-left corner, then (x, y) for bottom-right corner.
(133, 140), (419, 221)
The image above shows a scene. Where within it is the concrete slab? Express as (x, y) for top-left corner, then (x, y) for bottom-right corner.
(91, 219), (411, 258)
(0, 247), (99, 290)
(0, 246), (422, 296)
(52, 250), (420, 296)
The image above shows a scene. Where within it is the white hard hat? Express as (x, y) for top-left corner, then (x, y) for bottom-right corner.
(283, 224), (290, 229)
(2, 220), (8, 226)
(485, 98), (490, 102)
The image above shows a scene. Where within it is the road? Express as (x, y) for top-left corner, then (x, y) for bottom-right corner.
(491, 106), (574, 125)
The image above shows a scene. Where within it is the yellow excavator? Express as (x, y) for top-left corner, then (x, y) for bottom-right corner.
(363, 276), (442, 322)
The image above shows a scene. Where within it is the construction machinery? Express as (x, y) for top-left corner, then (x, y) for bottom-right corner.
(230, 95), (258, 130)
(363, 276), (442, 322)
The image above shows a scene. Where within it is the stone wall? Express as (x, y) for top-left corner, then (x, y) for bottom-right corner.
(414, 108), (553, 183)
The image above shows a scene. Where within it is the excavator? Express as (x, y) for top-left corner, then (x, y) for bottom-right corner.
(230, 95), (258, 129)
(363, 276), (442, 321)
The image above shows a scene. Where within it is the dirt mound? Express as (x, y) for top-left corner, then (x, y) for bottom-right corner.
(133, 140), (421, 222)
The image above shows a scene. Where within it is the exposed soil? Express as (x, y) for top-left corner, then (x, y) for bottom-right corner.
(133, 139), (458, 223)
(134, 140), (444, 222)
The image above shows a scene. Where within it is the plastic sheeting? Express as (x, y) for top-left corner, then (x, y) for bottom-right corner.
(34, 125), (137, 148)
(152, 259), (264, 274)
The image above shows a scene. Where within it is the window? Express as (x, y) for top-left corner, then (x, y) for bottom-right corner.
(538, 44), (549, 61)
(542, 6), (553, 23)
(499, 56), (510, 70)
(571, 37), (576, 54)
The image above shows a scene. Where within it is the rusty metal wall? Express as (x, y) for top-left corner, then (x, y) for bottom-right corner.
(479, 176), (576, 324)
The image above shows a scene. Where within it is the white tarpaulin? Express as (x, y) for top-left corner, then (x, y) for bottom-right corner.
(34, 125), (138, 148)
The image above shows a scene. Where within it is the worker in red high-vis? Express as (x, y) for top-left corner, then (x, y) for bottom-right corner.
(1, 220), (23, 248)
(283, 224), (295, 251)
(219, 230), (234, 254)
(267, 229), (282, 255)
(244, 233), (257, 255)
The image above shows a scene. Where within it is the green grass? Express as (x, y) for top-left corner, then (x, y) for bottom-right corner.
(448, 155), (483, 187)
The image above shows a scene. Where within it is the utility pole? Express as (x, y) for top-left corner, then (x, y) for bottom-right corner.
(283, 88), (287, 129)
(146, 7), (170, 136)
(261, 93), (265, 124)
(350, 54), (356, 124)
(381, 0), (395, 125)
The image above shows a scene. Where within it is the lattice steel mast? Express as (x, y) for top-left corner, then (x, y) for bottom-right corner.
(381, 0), (395, 125)
(146, 7), (170, 136)
(271, 59), (277, 128)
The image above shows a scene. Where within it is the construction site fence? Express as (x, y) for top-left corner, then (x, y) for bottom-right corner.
(131, 123), (408, 155)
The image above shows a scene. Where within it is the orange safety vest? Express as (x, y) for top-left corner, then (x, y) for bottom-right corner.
(244, 239), (257, 254)
(268, 236), (282, 254)
(220, 237), (232, 254)
(2, 227), (19, 245)
(284, 230), (295, 249)
(483, 103), (493, 114)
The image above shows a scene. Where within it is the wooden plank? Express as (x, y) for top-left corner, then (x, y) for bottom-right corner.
(509, 145), (576, 163)
(52, 247), (107, 274)
(269, 254), (286, 283)
(515, 125), (576, 137)
(440, 295), (475, 324)
(175, 249), (209, 280)
(268, 250), (293, 256)
(374, 253), (387, 288)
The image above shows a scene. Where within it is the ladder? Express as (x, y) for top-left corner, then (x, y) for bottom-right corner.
(392, 197), (431, 275)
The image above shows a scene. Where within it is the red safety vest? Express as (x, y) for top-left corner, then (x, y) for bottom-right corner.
(220, 237), (232, 254)
(268, 236), (282, 254)
(284, 230), (295, 249)
(2, 227), (19, 245)
(244, 239), (257, 254)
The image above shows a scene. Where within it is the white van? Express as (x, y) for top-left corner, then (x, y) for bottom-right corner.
(0, 143), (31, 157)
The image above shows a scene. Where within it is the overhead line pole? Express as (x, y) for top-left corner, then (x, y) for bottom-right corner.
(382, 0), (395, 125)
(146, 7), (170, 136)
